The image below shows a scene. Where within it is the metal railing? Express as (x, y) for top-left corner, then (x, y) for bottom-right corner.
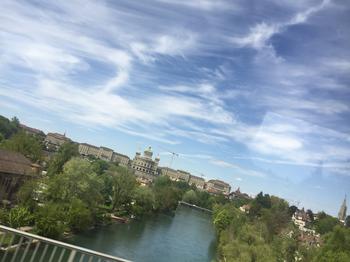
(0, 225), (131, 262)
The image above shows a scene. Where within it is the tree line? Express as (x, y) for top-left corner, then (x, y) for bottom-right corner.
(212, 192), (350, 261)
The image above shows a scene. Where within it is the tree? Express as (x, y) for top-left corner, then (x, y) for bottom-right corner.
(110, 167), (137, 211)
(313, 226), (350, 261)
(182, 190), (199, 205)
(314, 214), (339, 235)
(288, 205), (298, 216)
(46, 158), (103, 209)
(17, 179), (42, 211)
(1, 131), (43, 162)
(66, 198), (93, 232)
(0, 115), (19, 139)
(91, 159), (110, 175)
(132, 187), (155, 217)
(34, 202), (66, 239)
(47, 142), (79, 176)
(345, 216), (350, 228)
(307, 209), (314, 222)
(153, 176), (182, 212)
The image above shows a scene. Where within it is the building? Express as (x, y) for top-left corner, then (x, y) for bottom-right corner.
(19, 124), (45, 137)
(0, 149), (40, 201)
(160, 167), (190, 182)
(292, 208), (312, 230)
(98, 146), (114, 162)
(78, 143), (100, 158)
(338, 195), (347, 223)
(205, 179), (231, 195)
(131, 147), (160, 182)
(239, 204), (251, 213)
(45, 132), (71, 151)
(112, 152), (130, 168)
(189, 174), (205, 190)
(229, 187), (251, 200)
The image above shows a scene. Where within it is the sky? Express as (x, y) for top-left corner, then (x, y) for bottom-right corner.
(0, 0), (349, 216)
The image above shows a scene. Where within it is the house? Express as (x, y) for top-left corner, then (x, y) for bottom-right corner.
(229, 187), (251, 200)
(45, 133), (71, 151)
(160, 167), (191, 183)
(205, 179), (231, 195)
(19, 124), (45, 137)
(189, 174), (205, 190)
(112, 152), (130, 168)
(0, 149), (40, 201)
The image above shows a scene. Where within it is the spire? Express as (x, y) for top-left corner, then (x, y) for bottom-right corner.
(338, 195), (347, 222)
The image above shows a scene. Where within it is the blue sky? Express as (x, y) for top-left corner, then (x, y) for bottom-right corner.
(0, 0), (349, 215)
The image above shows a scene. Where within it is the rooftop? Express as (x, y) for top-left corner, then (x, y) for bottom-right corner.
(0, 149), (34, 176)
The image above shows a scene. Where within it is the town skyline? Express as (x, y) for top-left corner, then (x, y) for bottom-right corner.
(1, 0), (349, 216)
(12, 117), (348, 217)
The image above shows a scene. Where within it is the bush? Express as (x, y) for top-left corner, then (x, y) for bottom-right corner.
(66, 199), (93, 232)
(1, 206), (33, 228)
(34, 203), (66, 239)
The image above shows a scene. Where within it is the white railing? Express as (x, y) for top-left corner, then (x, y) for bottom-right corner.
(0, 225), (131, 262)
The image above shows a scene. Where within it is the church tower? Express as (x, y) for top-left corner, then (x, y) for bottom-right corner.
(338, 195), (347, 222)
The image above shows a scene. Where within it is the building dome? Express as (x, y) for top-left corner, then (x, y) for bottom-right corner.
(144, 146), (153, 158)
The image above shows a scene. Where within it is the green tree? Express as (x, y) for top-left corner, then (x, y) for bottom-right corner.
(66, 198), (93, 232)
(34, 202), (66, 239)
(132, 187), (155, 217)
(91, 159), (110, 175)
(313, 226), (350, 261)
(288, 205), (298, 216)
(110, 167), (137, 211)
(17, 179), (42, 211)
(1, 131), (43, 162)
(47, 142), (79, 176)
(0, 115), (19, 139)
(46, 158), (103, 209)
(182, 190), (199, 205)
(314, 214), (339, 235)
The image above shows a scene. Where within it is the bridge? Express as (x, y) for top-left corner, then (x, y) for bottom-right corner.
(178, 201), (213, 213)
(0, 225), (131, 262)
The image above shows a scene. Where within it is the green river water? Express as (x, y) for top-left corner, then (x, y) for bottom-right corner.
(68, 205), (217, 262)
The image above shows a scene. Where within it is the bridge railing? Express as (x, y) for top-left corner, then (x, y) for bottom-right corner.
(0, 225), (131, 262)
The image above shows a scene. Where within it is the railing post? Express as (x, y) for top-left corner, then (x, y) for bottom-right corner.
(68, 249), (77, 262)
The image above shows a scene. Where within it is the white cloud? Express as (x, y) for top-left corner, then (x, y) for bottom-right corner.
(231, 0), (330, 53)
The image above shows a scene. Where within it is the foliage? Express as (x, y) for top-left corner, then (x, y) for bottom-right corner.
(314, 212), (340, 235)
(182, 190), (199, 205)
(34, 202), (66, 239)
(91, 159), (110, 175)
(132, 186), (155, 217)
(46, 158), (103, 209)
(47, 142), (79, 176)
(249, 191), (272, 217)
(16, 179), (42, 211)
(109, 166), (137, 211)
(0, 206), (33, 228)
(288, 205), (298, 216)
(345, 216), (350, 228)
(313, 226), (350, 261)
(153, 176), (182, 212)
(0, 115), (19, 139)
(66, 198), (93, 232)
(1, 131), (43, 162)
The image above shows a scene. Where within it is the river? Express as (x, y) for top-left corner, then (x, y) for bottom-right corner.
(68, 205), (217, 262)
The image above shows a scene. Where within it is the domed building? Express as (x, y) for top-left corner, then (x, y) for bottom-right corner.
(131, 146), (160, 182)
